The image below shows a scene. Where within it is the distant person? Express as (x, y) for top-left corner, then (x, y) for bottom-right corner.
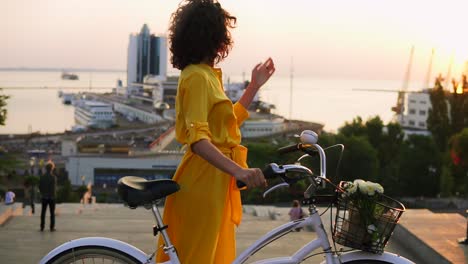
(289, 200), (305, 231)
(81, 183), (93, 205)
(39, 161), (57, 232)
(23, 181), (36, 214)
(4, 189), (15, 205)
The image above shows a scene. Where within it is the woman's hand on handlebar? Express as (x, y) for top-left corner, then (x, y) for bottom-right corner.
(233, 168), (267, 189)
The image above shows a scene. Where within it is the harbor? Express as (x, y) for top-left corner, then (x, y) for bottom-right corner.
(2, 4), (468, 262)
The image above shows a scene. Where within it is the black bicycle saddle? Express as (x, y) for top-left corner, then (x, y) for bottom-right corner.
(118, 176), (180, 209)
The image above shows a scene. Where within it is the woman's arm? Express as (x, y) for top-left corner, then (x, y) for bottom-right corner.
(238, 57), (275, 109)
(191, 139), (266, 188)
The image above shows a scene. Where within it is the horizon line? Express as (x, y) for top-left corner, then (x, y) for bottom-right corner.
(0, 67), (126, 73)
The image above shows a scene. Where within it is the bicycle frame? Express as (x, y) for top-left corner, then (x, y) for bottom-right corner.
(233, 206), (333, 264)
(153, 202), (413, 264)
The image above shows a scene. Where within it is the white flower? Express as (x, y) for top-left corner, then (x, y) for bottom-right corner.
(344, 181), (358, 194)
(352, 179), (384, 196)
(372, 183), (384, 194)
(354, 179), (365, 187)
(356, 181), (375, 196)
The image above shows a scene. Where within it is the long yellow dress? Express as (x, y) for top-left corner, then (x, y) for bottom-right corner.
(156, 64), (249, 264)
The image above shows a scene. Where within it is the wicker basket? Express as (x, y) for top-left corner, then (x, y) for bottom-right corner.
(332, 181), (405, 254)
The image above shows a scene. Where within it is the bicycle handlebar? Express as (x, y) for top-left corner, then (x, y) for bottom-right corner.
(277, 143), (303, 154)
(237, 130), (326, 190)
(236, 164), (280, 189)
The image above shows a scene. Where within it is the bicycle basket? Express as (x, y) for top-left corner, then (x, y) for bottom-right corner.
(332, 181), (405, 254)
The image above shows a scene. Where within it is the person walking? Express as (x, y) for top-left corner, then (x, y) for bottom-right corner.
(39, 161), (57, 232)
(156, 1), (275, 263)
(289, 200), (305, 231)
(23, 184), (36, 214)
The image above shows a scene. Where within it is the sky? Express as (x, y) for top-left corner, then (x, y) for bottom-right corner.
(2, 0), (468, 81)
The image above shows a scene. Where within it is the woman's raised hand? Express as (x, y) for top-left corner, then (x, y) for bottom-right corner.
(251, 58), (275, 90)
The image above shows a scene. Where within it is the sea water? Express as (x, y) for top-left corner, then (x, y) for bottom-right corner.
(0, 70), (424, 134)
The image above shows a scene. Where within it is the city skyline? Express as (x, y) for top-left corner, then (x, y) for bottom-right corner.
(2, 0), (468, 82)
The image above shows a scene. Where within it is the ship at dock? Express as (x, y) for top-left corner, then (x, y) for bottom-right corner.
(74, 99), (116, 129)
(61, 71), (79, 80)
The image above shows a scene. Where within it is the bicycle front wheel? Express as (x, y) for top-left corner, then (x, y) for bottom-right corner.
(46, 246), (142, 264)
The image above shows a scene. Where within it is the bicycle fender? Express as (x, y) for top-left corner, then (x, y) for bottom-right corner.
(39, 237), (151, 264)
(319, 251), (415, 264)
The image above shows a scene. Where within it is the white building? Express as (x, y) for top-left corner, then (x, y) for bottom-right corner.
(62, 138), (183, 186)
(66, 153), (182, 186)
(143, 75), (179, 109)
(240, 117), (286, 138)
(127, 24), (167, 90)
(225, 81), (259, 103)
(113, 101), (163, 124)
(399, 92), (431, 131)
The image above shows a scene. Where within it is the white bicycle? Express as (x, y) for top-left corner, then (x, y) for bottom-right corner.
(40, 130), (414, 264)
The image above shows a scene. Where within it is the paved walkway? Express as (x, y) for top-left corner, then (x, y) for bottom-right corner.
(0, 203), (466, 263)
(395, 209), (468, 264)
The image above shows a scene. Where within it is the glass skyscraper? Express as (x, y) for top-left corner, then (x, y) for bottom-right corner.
(127, 24), (167, 88)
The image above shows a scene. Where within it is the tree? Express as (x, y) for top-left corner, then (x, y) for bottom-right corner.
(339, 116), (366, 138)
(337, 135), (379, 182)
(449, 128), (468, 196)
(427, 76), (450, 151)
(365, 116), (384, 150)
(0, 88), (9, 126)
(399, 135), (440, 197)
(0, 148), (23, 181)
(378, 122), (405, 196)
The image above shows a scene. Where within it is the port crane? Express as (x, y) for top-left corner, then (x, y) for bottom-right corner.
(353, 46), (434, 125)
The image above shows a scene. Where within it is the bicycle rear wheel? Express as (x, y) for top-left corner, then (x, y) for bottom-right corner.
(46, 246), (142, 264)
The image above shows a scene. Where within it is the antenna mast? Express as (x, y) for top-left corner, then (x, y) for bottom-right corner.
(289, 57), (294, 122)
(392, 46), (414, 124)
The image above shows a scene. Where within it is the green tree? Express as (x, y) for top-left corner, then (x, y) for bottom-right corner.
(378, 122), (405, 196)
(339, 116), (366, 138)
(0, 88), (9, 126)
(449, 79), (466, 134)
(439, 165), (454, 197)
(337, 135), (379, 182)
(449, 128), (468, 196)
(365, 116), (384, 150)
(0, 148), (23, 181)
(0, 90), (20, 181)
(427, 77), (450, 151)
(451, 128), (468, 165)
(399, 135), (440, 196)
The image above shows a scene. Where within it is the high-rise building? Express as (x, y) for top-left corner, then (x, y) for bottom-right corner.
(127, 24), (167, 89)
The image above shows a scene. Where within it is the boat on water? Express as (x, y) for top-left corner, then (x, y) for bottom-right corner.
(74, 100), (116, 129)
(62, 93), (74, 104)
(61, 71), (79, 80)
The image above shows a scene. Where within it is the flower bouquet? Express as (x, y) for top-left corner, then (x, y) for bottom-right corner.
(332, 179), (405, 254)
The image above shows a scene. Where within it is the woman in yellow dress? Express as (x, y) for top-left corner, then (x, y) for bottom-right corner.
(156, 1), (276, 263)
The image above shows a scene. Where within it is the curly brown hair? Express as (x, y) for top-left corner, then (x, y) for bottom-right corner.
(168, 0), (237, 70)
